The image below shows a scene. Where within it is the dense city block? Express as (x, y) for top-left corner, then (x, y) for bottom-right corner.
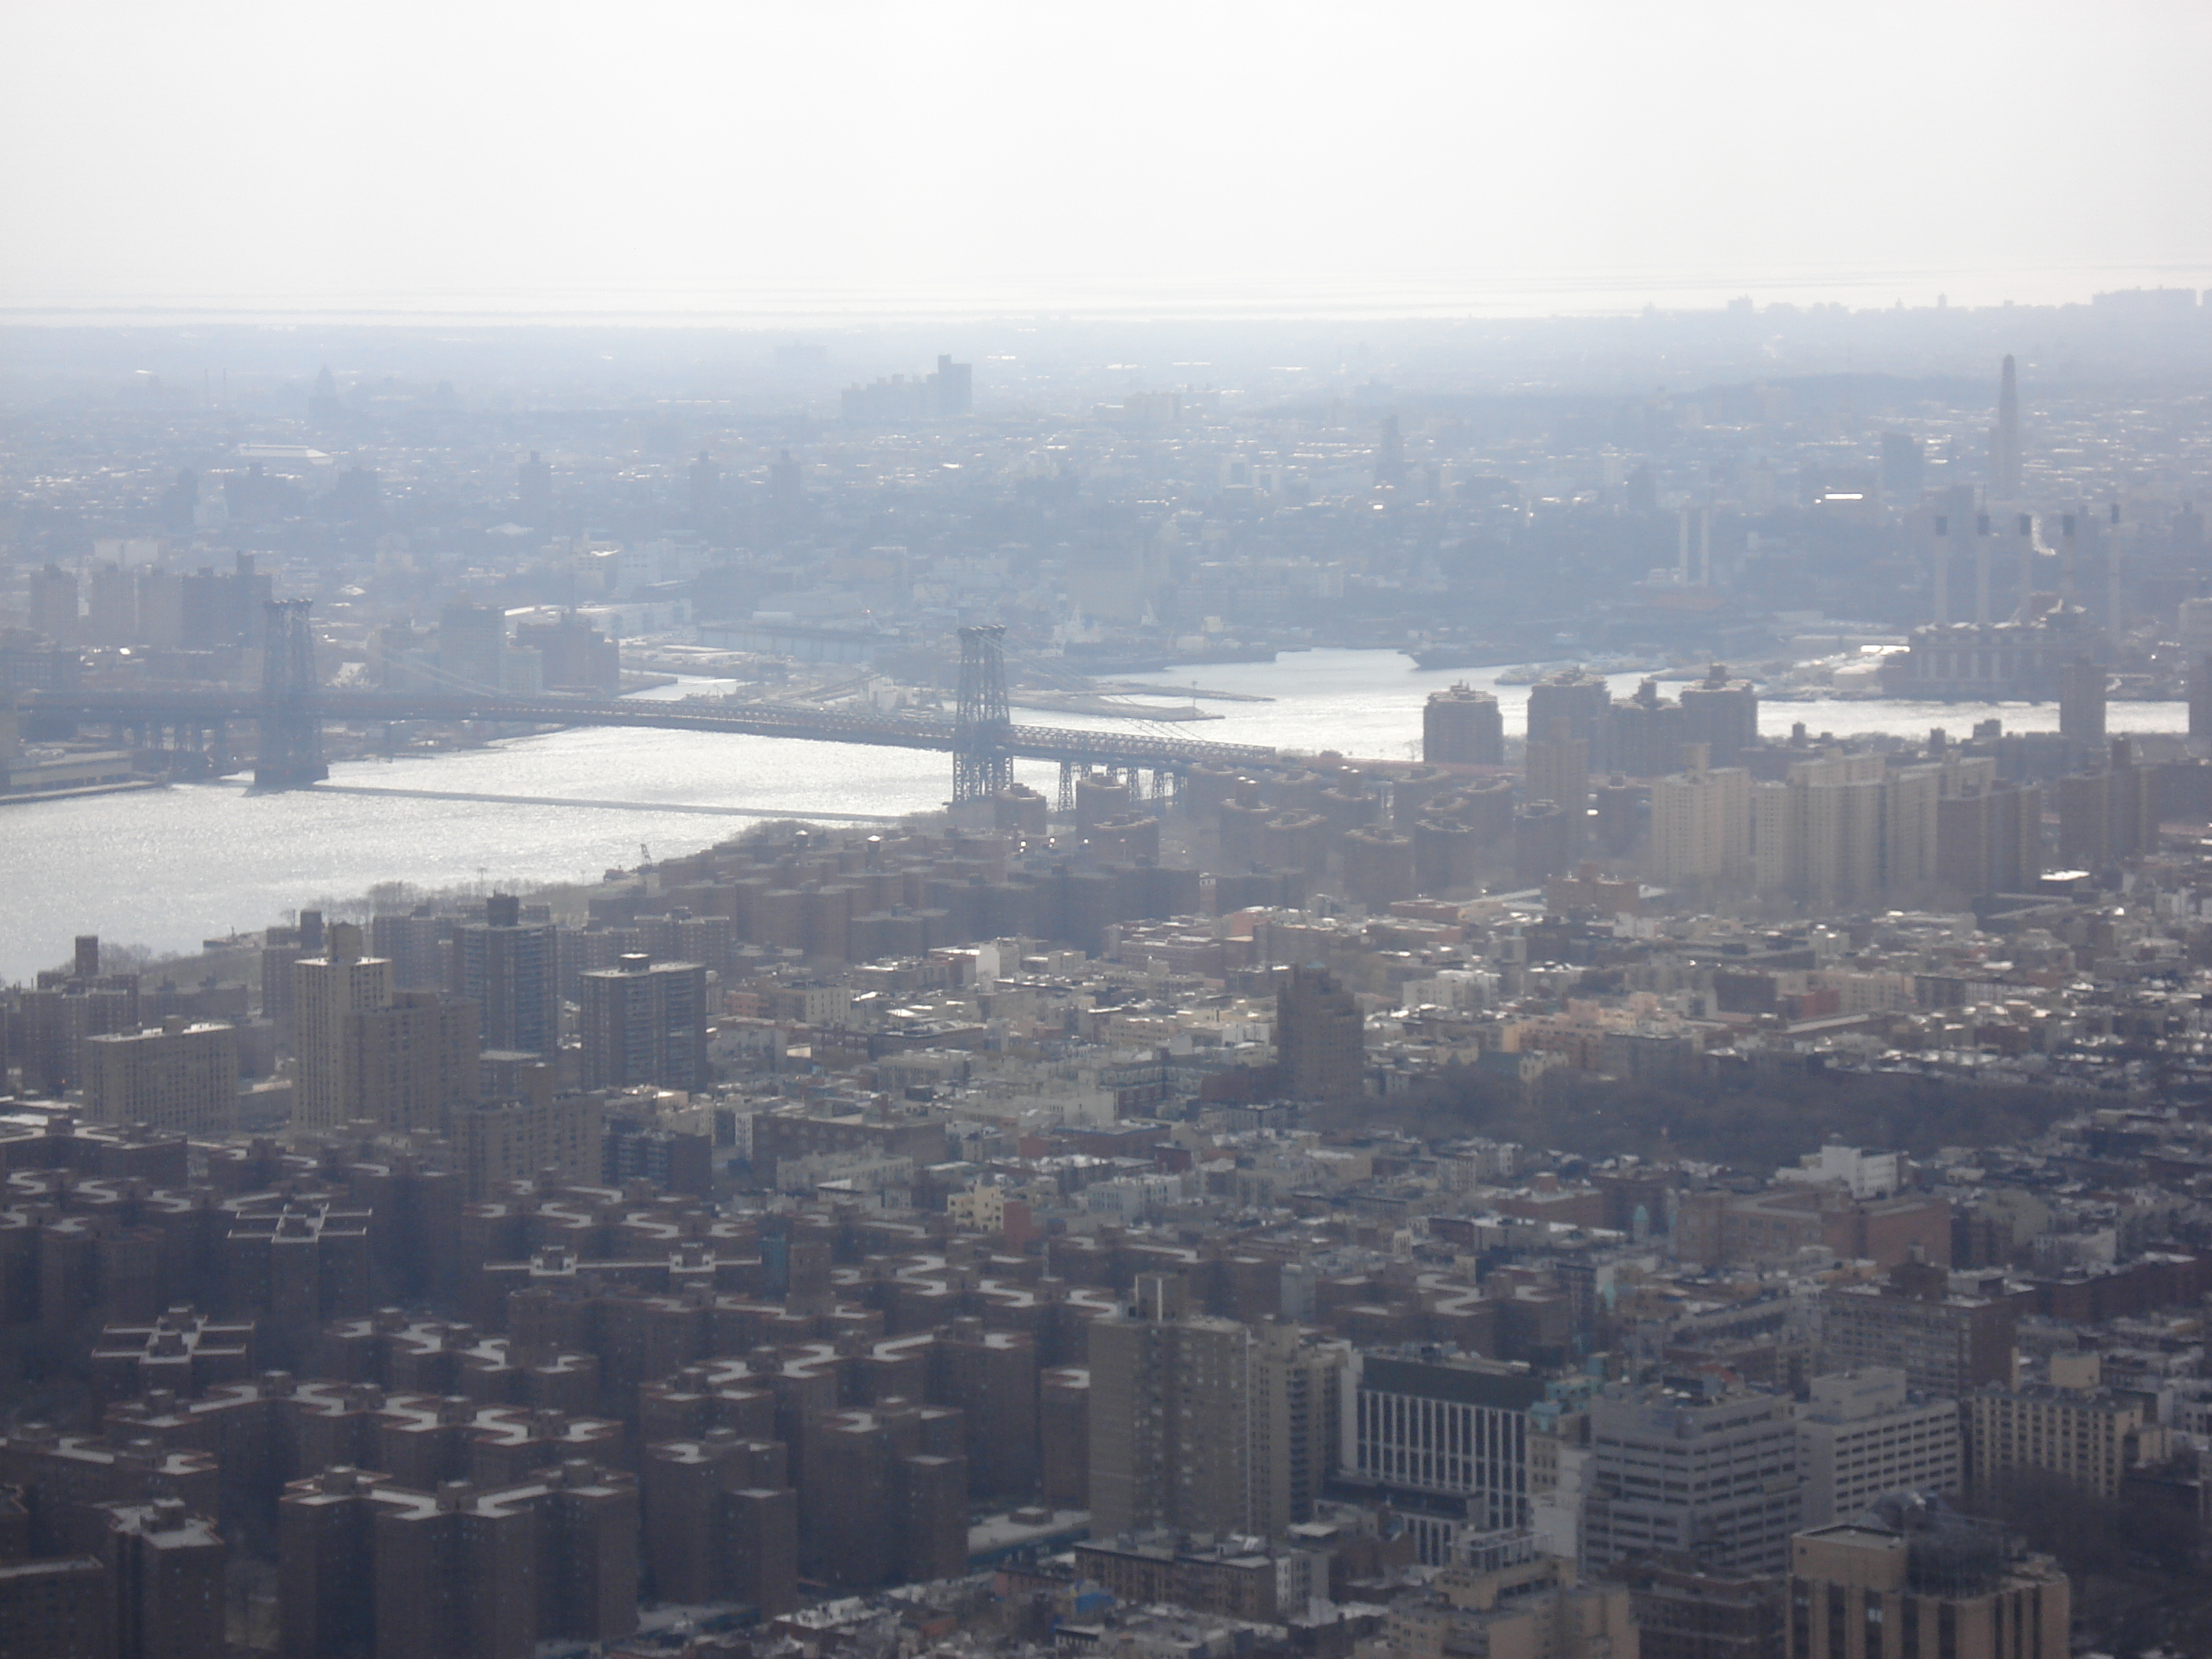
(10, 297), (2212, 1659)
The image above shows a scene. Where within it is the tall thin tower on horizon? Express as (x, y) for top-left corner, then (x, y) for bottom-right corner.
(1990, 354), (2023, 498)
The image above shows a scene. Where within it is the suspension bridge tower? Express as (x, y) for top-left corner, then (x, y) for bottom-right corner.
(255, 598), (328, 789)
(953, 624), (1012, 804)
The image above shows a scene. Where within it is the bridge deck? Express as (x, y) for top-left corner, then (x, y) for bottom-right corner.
(23, 689), (1278, 769)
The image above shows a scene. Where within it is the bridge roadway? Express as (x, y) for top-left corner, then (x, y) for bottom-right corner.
(23, 687), (1280, 771)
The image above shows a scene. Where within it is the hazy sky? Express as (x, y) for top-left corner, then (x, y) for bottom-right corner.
(5, 1), (2210, 317)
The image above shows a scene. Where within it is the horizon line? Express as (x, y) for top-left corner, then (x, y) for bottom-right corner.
(5, 265), (2211, 331)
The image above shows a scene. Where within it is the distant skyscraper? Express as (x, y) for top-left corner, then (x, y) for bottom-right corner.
(1525, 718), (1591, 851)
(1087, 1274), (1251, 1537)
(932, 354), (972, 418)
(160, 468), (200, 533)
(437, 602), (506, 694)
(1602, 680), (1685, 778)
(1275, 965), (1364, 1103)
(1679, 664), (1760, 767)
(85, 563), (140, 648)
(2058, 655), (2107, 745)
(1650, 759), (1752, 886)
(2055, 770), (2110, 868)
(1752, 753), (1945, 904)
(96, 1500), (229, 1659)
(27, 564), (79, 643)
(1677, 504), (1713, 585)
(1247, 1322), (1347, 1536)
(517, 449), (554, 528)
(687, 449), (720, 527)
(1423, 684), (1504, 765)
(2056, 738), (2156, 868)
(345, 991), (480, 1132)
(368, 910), (443, 991)
(579, 955), (707, 1090)
(452, 893), (558, 1058)
(1881, 430), (1926, 500)
(1989, 355), (2023, 497)
(177, 552), (270, 651)
(1375, 414), (1405, 488)
(514, 611), (620, 694)
(843, 356), (972, 423)
(1514, 800), (1573, 885)
(1935, 779), (2043, 897)
(764, 448), (807, 540)
(308, 364), (343, 426)
(292, 924), (394, 1130)
(1525, 667), (1612, 756)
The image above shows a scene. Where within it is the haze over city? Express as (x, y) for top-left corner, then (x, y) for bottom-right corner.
(9, 6), (2212, 1659)
(6, 2), (2212, 317)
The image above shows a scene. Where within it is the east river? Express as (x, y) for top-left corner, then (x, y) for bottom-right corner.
(0, 650), (2186, 980)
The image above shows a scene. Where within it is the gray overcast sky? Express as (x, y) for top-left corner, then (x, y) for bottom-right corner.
(5, 0), (2210, 317)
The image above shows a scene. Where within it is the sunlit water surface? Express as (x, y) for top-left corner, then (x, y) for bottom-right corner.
(0, 651), (2180, 979)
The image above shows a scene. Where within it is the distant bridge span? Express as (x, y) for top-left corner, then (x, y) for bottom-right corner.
(21, 687), (1279, 776)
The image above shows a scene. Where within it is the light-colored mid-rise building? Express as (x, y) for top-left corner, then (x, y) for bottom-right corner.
(454, 1085), (605, 1198)
(1883, 762), (1943, 888)
(1795, 1368), (1962, 1527)
(1581, 1382), (1801, 1577)
(1650, 761), (1751, 884)
(1752, 753), (1949, 903)
(343, 991), (479, 1132)
(1968, 1353), (2150, 1500)
(83, 1017), (239, 1133)
(292, 924), (394, 1130)
(1756, 754), (1881, 903)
